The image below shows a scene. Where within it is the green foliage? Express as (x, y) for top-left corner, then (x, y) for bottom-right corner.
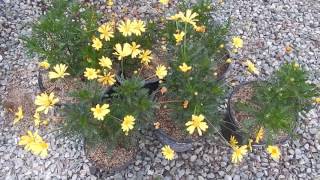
(23, 0), (158, 77)
(62, 78), (156, 152)
(236, 62), (320, 142)
(164, 41), (226, 135)
(158, 1), (229, 136)
(23, 0), (101, 76)
(162, 0), (230, 58)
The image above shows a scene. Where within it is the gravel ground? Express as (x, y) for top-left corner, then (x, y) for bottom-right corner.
(0, 0), (320, 179)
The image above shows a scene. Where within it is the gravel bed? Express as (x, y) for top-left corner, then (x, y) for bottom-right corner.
(0, 0), (319, 179)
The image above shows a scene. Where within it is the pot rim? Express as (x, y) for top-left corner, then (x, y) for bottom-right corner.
(226, 81), (294, 145)
(154, 128), (193, 153)
(83, 137), (139, 175)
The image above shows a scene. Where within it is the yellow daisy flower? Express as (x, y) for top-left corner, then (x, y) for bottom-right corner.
(159, 0), (169, 5)
(129, 42), (141, 58)
(92, 37), (103, 50)
(98, 72), (116, 86)
(255, 127), (264, 143)
(167, 12), (183, 21)
(121, 115), (135, 135)
(35, 92), (59, 114)
(132, 19), (146, 36)
(314, 97), (320, 104)
(91, 104), (110, 120)
(185, 114), (208, 136)
(229, 135), (238, 148)
(139, 49), (153, 65)
(113, 43), (132, 60)
(13, 106), (24, 125)
(118, 19), (134, 37)
(245, 60), (259, 75)
(179, 62), (192, 72)
(84, 68), (99, 80)
(98, 23), (114, 41)
(226, 58), (232, 64)
(232, 36), (243, 49)
(231, 145), (248, 164)
(174, 31), (185, 45)
(19, 131), (36, 151)
(19, 131), (49, 158)
(267, 145), (281, 160)
(99, 56), (112, 69)
(30, 140), (49, 158)
(155, 65), (168, 79)
(162, 145), (175, 160)
(180, 9), (199, 27)
(39, 60), (50, 70)
(48, 64), (70, 80)
(107, 0), (113, 6)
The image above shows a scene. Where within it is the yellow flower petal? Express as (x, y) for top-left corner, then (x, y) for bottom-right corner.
(91, 104), (110, 120)
(162, 145), (175, 160)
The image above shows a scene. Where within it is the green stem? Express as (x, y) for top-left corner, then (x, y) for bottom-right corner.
(121, 60), (124, 78)
(109, 114), (122, 123)
(183, 22), (187, 57)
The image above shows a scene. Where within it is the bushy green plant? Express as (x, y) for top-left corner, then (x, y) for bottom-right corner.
(24, 0), (158, 77)
(62, 78), (156, 151)
(155, 1), (229, 137)
(164, 41), (226, 136)
(161, 0), (230, 59)
(236, 62), (320, 143)
(24, 0), (100, 75)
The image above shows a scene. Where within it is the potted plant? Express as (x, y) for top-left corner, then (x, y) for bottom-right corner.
(221, 62), (319, 163)
(24, 0), (160, 103)
(61, 76), (156, 175)
(153, 0), (229, 152)
(22, 0), (173, 173)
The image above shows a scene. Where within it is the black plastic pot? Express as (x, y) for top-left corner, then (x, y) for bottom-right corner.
(38, 70), (46, 93)
(154, 129), (193, 152)
(38, 71), (160, 105)
(221, 82), (292, 145)
(216, 57), (231, 82)
(220, 82), (250, 144)
(83, 139), (138, 177)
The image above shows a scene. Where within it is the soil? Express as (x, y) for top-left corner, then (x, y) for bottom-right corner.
(124, 49), (167, 82)
(2, 86), (35, 128)
(155, 94), (199, 142)
(39, 70), (86, 105)
(230, 83), (256, 124)
(86, 143), (136, 172)
(229, 82), (289, 143)
(214, 62), (230, 80)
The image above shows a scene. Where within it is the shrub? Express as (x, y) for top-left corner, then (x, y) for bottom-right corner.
(160, 2), (228, 137)
(62, 77), (156, 151)
(24, 0), (158, 77)
(236, 62), (320, 143)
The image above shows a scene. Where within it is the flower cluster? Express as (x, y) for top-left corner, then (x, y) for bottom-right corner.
(23, 0), (320, 167)
(230, 127), (281, 164)
(13, 91), (59, 157)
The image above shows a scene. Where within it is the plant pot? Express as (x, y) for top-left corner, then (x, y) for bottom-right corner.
(153, 99), (196, 152)
(221, 82), (291, 145)
(84, 139), (138, 177)
(215, 55), (231, 81)
(154, 129), (193, 152)
(213, 49), (231, 81)
(116, 73), (160, 95)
